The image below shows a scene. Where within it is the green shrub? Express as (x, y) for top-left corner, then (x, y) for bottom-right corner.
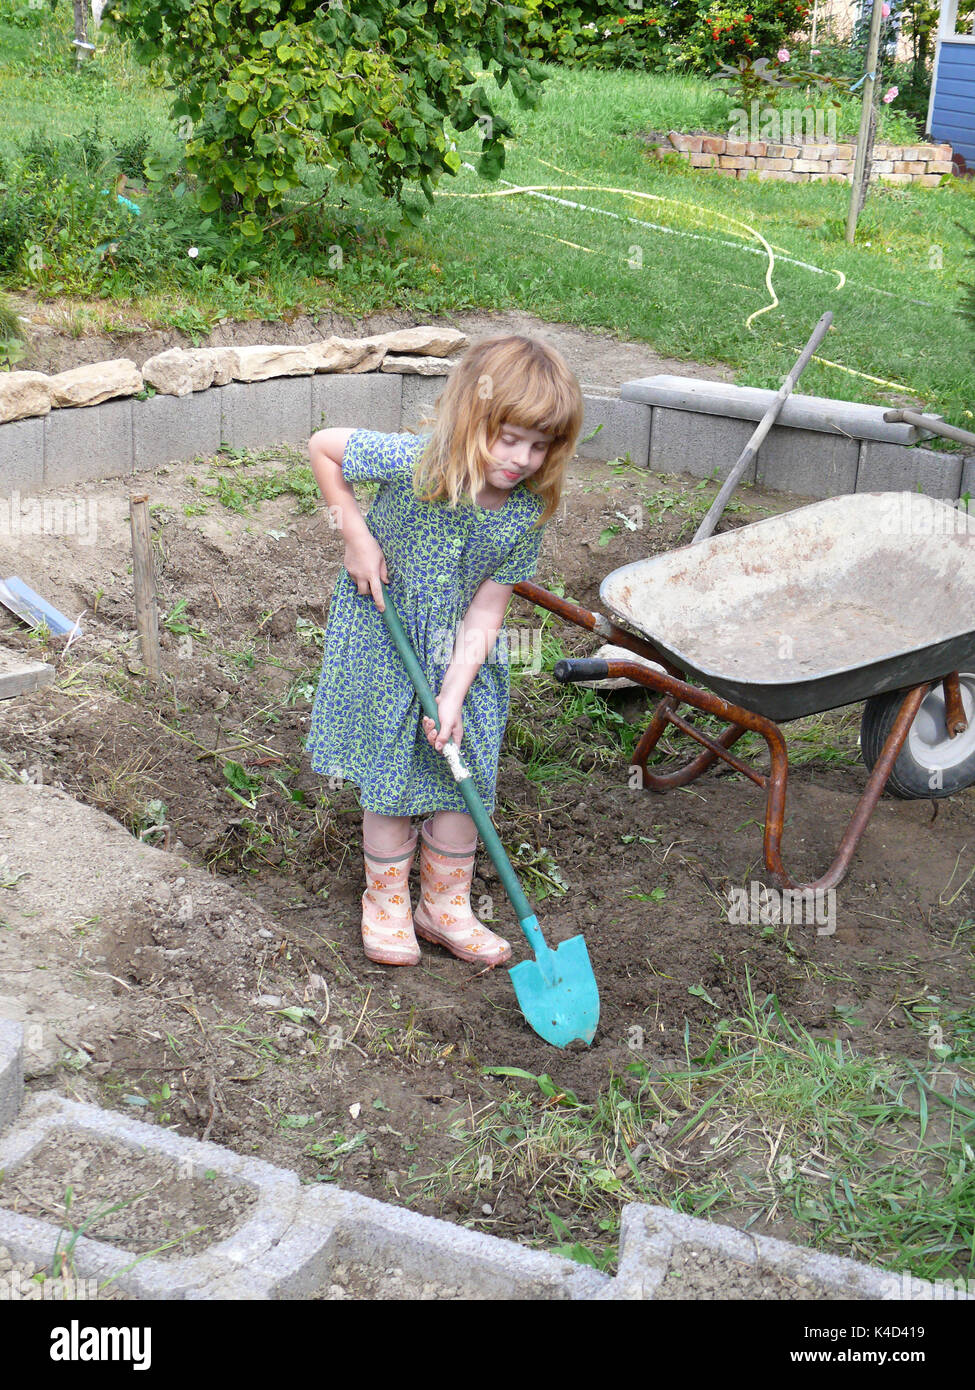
(105, 0), (551, 227)
(518, 0), (810, 73)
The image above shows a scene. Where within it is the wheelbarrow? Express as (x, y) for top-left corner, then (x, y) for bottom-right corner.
(514, 490), (975, 892)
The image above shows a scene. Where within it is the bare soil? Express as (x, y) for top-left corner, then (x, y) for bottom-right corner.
(0, 317), (972, 1272)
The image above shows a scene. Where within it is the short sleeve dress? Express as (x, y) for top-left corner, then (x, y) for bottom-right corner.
(305, 430), (545, 816)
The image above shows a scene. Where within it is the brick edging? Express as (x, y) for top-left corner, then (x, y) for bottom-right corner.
(650, 129), (955, 185)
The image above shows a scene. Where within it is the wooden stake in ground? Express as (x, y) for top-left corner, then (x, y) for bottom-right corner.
(845, 0), (886, 245)
(129, 494), (162, 684)
(72, 0), (95, 67)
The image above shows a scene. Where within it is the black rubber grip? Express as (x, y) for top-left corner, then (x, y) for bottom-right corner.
(553, 658), (610, 684)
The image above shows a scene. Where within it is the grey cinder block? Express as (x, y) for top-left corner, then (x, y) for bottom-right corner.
(398, 372), (444, 434)
(577, 396), (651, 467)
(43, 399), (133, 485)
(650, 406), (758, 483)
(857, 441), (962, 498)
(756, 424), (859, 499)
(133, 388), (223, 471)
(219, 378), (313, 450)
(0, 1018), (24, 1132)
(0, 417), (44, 495)
(957, 454), (975, 500)
(603, 1204), (971, 1301)
(313, 372), (403, 434)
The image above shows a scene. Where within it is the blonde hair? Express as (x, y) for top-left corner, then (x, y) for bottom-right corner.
(412, 334), (583, 525)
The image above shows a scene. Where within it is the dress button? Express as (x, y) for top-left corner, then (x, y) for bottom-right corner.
(437, 575), (448, 584)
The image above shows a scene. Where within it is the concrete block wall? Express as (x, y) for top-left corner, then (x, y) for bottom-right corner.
(0, 365), (969, 505)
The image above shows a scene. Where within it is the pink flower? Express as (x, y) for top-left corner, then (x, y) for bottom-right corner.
(810, 47), (820, 53)
(777, 47), (790, 61)
(881, 2), (890, 15)
(882, 85), (898, 103)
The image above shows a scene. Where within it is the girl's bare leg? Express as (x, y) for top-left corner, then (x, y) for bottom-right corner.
(429, 809), (477, 851)
(362, 810), (414, 853)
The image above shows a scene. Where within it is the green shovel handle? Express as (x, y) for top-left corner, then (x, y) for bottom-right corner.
(379, 583), (541, 937)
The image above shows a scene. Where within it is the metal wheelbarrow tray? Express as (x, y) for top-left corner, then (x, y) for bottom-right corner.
(515, 493), (975, 894)
(598, 493), (975, 723)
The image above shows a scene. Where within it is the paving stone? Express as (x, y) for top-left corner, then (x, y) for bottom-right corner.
(313, 371), (402, 434)
(623, 375), (933, 444)
(856, 441), (963, 498)
(43, 399), (133, 485)
(578, 396), (650, 466)
(133, 389), (223, 471)
(649, 406), (758, 483)
(756, 424), (859, 499)
(219, 378), (313, 450)
(0, 417), (44, 495)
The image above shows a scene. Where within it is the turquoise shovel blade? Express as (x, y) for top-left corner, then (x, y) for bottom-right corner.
(508, 916), (599, 1048)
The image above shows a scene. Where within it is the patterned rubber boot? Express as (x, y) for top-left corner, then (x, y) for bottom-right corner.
(361, 830), (420, 966)
(413, 819), (512, 967)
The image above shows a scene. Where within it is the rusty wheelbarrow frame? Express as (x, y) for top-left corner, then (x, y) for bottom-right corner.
(512, 578), (969, 894)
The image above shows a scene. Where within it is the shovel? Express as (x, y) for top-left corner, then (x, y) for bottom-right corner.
(379, 584), (599, 1048)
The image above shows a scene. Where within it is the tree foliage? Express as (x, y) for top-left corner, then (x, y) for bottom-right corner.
(104, 0), (548, 227)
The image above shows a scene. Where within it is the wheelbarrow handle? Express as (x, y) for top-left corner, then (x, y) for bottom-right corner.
(553, 657), (610, 683)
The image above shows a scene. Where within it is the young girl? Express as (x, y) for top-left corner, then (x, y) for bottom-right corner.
(306, 334), (583, 968)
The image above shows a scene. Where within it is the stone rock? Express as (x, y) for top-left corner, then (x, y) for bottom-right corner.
(202, 347), (239, 385)
(49, 359), (142, 408)
(346, 343), (387, 373)
(141, 347), (240, 395)
(0, 371), (52, 422)
(308, 337), (375, 372)
(361, 325), (467, 356)
(380, 355), (456, 375)
(141, 348), (203, 397)
(232, 345), (319, 381)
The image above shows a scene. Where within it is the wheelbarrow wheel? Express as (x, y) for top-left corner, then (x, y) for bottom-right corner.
(860, 676), (975, 799)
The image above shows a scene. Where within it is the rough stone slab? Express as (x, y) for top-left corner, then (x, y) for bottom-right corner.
(602, 1204), (973, 1301)
(380, 354), (458, 375)
(649, 406), (758, 483)
(623, 375), (934, 444)
(309, 372), (403, 435)
(856, 440), (963, 498)
(49, 359), (142, 409)
(756, 424), (859, 499)
(0, 645), (55, 700)
(231, 344), (319, 381)
(0, 416), (44, 494)
(362, 326), (468, 357)
(577, 396), (650, 467)
(0, 371), (52, 423)
(43, 399), (133, 485)
(397, 372), (443, 435)
(219, 378), (313, 450)
(133, 389), (223, 471)
(0, 1018), (23, 1132)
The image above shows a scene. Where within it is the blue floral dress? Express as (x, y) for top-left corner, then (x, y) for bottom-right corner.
(306, 430), (545, 816)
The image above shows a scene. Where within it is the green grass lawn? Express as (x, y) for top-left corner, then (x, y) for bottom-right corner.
(1, 11), (973, 429)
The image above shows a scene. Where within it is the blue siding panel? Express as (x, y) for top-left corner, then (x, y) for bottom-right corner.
(931, 42), (975, 162)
